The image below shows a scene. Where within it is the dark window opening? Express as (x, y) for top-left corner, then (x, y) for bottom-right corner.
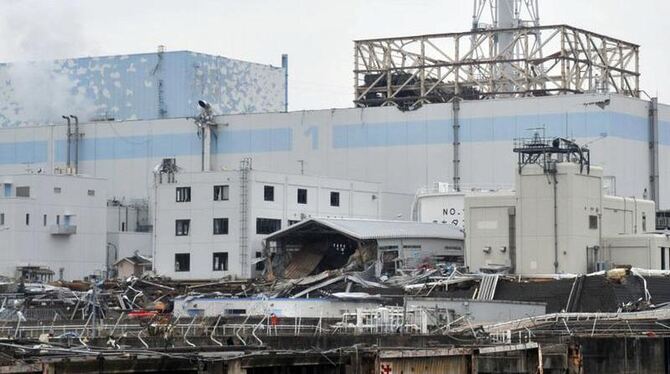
(297, 188), (307, 204)
(256, 218), (281, 234)
(255, 251), (265, 271)
(381, 250), (400, 276)
(43, 214), (47, 226)
(213, 252), (228, 271)
(213, 185), (230, 201)
(213, 218), (229, 235)
(56, 215), (60, 225)
(175, 253), (190, 272)
(330, 191), (340, 207)
(175, 219), (190, 236)
(16, 186), (30, 198)
(589, 215), (598, 229)
(225, 309), (246, 315)
(264, 185), (275, 201)
(25, 213), (30, 226)
(176, 187), (191, 202)
(662, 247), (666, 270)
(288, 220), (300, 226)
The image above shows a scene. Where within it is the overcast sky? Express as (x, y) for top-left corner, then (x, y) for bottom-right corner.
(0, 0), (667, 110)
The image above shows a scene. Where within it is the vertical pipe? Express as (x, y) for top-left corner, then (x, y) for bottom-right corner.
(281, 54), (288, 112)
(552, 166), (559, 273)
(452, 98), (461, 192)
(74, 116), (79, 174)
(70, 115), (79, 174)
(62, 116), (71, 170)
(202, 126), (212, 172)
(649, 97), (659, 207)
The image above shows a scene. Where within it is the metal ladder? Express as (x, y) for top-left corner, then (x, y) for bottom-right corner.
(238, 158), (252, 278)
(477, 274), (499, 300)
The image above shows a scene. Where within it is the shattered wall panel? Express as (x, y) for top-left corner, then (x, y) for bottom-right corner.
(0, 51), (285, 127)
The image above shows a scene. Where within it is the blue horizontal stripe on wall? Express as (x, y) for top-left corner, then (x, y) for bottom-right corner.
(660, 121), (670, 145)
(332, 120), (452, 149)
(0, 113), (666, 166)
(332, 112), (653, 148)
(216, 128), (292, 154)
(0, 141), (47, 165)
(55, 133), (201, 162)
(52, 128), (293, 162)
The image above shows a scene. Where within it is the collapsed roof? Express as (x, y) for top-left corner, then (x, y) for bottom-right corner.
(265, 217), (464, 242)
(264, 218), (464, 280)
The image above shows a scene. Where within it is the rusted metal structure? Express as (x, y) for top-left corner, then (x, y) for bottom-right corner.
(354, 24), (640, 109)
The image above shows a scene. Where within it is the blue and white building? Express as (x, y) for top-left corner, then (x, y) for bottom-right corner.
(0, 50), (287, 127)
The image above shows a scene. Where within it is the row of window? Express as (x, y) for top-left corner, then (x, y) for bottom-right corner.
(175, 185), (341, 207)
(0, 213), (69, 227)
(174, 252), (264, 272)
(176, 185), (229, 202)
(176, 218), (229, 236)
(4, 186), (95, 198)
(174, 217), (283, 236)
(265, 186), (340, 206)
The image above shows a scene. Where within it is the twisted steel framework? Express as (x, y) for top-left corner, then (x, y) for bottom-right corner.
(354, 24), (639, 108)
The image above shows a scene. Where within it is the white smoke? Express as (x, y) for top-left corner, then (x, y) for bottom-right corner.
(0, 0), (99, 126)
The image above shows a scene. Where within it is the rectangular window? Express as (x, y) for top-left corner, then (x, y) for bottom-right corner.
(213, 252), (228, 271)
(176, 187), (191, 202)
(225, 309), (247, 315)
(25, 213), (30, 226)
(255, 251), (265, 271)
(53, 187), (62, 194)
(213, 185), (230, 201)
(16, 186), (30, 198)
(642, 213), (647, 232)
(175, 219), (191, 236)
(662, 247), (666, 270)
(588, 215), (598, 229)
(379, 245), (399, 250)
(330, 191), (340, 207)
(256, 218), (281, 234)
(662, 248), (670, 270)
(43, 214), (47, 226)
(174, 253), (190, 272)
(297, 188), (307, 204)
(0, 213), (4, 225)
(213, 218), (229, 235)
(56, 215), (60, 225)
(87, 189), (95, 196)
(264, 185), (275, 201)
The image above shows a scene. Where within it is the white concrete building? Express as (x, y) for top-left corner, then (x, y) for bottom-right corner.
(464, 146), (664, 274)
(0, 174), (107, 281)
(0, 93), (667, 218)
(153, 167), (381, 280)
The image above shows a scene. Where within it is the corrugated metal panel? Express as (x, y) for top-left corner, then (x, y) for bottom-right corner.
(282, 250), (325, 279)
